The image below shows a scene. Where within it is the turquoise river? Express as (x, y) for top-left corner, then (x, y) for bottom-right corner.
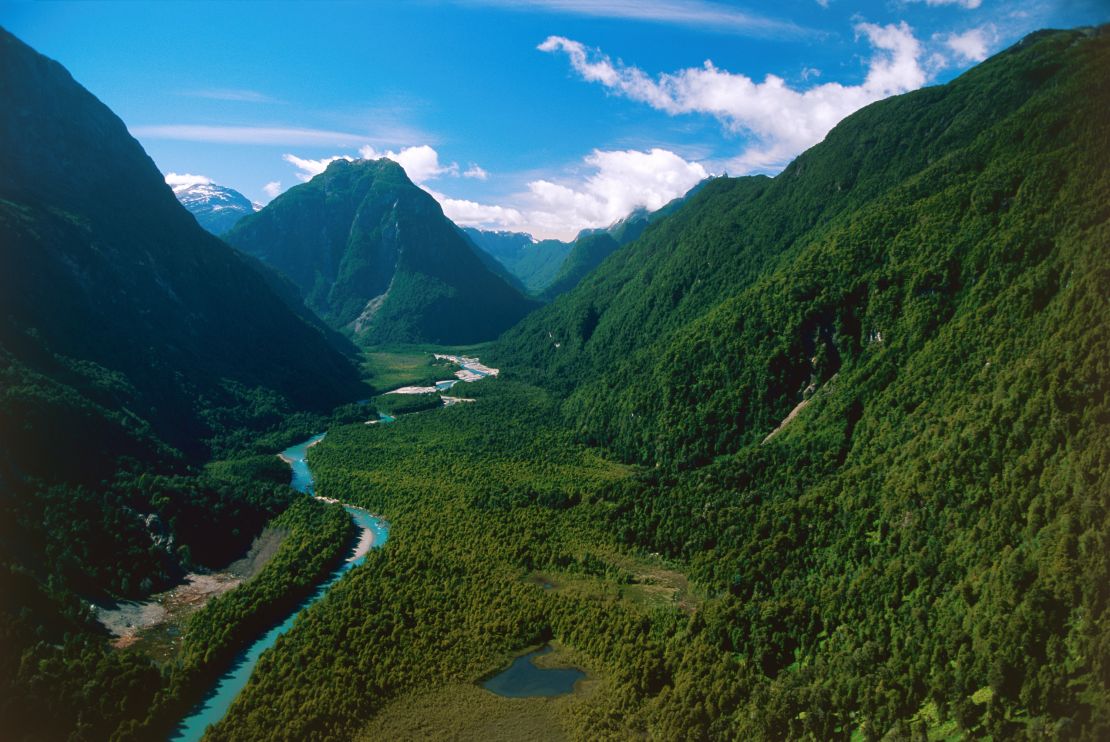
(168, 433), (390, 741)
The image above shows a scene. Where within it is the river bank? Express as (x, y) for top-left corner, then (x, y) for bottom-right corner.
(169, 352), (496, 739)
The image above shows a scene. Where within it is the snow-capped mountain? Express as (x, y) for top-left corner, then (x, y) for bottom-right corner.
(172, 182), (256, 235)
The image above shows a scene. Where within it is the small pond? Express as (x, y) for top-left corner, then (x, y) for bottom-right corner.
(482, 646), (585, 698)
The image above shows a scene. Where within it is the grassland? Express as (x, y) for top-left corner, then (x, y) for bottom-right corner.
(361, 343), (493, 392)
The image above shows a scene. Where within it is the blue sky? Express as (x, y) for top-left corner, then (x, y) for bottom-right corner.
(4, 0), (1106, 238)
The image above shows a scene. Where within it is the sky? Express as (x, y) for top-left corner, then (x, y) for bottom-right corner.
(3, 0), (1107, 240)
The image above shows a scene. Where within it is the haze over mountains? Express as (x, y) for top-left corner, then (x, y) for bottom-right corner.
(463, 190), (695, 300)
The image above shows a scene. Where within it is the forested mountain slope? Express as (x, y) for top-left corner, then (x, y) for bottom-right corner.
(497, 27), (1110, 468)
(539, 232), (621, 301)
(226, 159), (538, 344)
(462, 228), (574, 294)
(0, 28), (364, 482)
(538, 192), (695, 302)
(484, 26), (1110, 736)
(0, 28), (367, 737)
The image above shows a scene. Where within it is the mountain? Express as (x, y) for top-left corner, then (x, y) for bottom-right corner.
(491, 26), (1110, 734)
(538, 232), (619, 301)
(465, 188), (703, 302)
(0, 27), (365, 485)
(454, 227), (530, 294)
(538, 184), (709, 302)
(173, 181), (256, 235)
(462, 228), (573, 293)
(226, 159), (538, 344)
(0, 28), (372, 739)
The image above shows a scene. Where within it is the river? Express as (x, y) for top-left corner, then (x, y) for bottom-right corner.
(168, 434), (389, 741)
(169, 355), (495, 740)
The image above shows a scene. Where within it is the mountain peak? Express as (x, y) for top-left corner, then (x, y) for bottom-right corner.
(172, 181), (255, 235)
(227, 156), (537, 344)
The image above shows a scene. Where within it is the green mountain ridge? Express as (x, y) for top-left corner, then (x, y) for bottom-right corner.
(461, 228), (574, 294)
(487, 25), (1110, 736)
(0, 28), (364, 482)
(226, 159), (539, 344)
(465, 190), (696, 300)
(1, 21), (1107, 742)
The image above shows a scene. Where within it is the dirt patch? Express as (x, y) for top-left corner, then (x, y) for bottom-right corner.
(94, 527), (288, 660)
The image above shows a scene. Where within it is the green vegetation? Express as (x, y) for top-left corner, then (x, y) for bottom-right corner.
(360, 344), (489, 391)
(0, 28), (369, 741)
(206, 28), (1106, 741)
(462, 228), (574, 294)
(489, 26), (1110, 739)
(204, 382), (662, 740)
(539, 233), (621, 301)
(2, 23), (1109, 742)
(372, 392), (443, 416)
(226, 159), (539, 344)
(356, 644), (600, 742)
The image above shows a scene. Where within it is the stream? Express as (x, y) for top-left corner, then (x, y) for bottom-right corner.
(168, 435), (389, 741)
(168, 355), (496, 740)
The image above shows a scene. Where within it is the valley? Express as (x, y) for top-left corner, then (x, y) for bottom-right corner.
(1, 14), (1108, 742)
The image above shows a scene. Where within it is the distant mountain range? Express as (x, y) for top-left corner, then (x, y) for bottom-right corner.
(173, 181), (257, 235)
(461, 229), (573, 294)
(464, 186), (701, 300)
(226, 158), (538, 344)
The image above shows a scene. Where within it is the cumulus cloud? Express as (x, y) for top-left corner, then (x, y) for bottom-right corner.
(262, 181), (283, 199)
(282, 153), (353, 181)
(540, 22), (928, 172)
(280, 144), (482, 186)
(278, 144), (705, 240)
(434, 147), (708, 241)
(430, 191), (526, 228)
(463, 164), (490, 180)
(165, 172), (212, 193)
(943, 27), (991, 62)
(358, 144), (459, 183)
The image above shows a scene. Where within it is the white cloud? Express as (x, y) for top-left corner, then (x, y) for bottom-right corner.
(134, 125), (376, 147)
(280, 144), (479, 186)
(906, 0), (981, 8)
(943, 27), (991, 62)
(262, 181), (283, 199)
(540, 22), (928, 173)
(165, 172), (212, 193)
(179, 88), (283, 103)
(433, 147), (708, 241)
(278, 144), (705, 240)
(466, 0), (808, 37)
(358, 144), (459, 184)
(463, 164), (490, 180)
(430, 191), (526, 229)
(282, 153), (354, 181)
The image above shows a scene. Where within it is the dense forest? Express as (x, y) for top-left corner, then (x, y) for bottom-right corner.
(0, 27), (367, 741)
(0, 21), (1107, 742)
(205, 27), (1109, 740)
